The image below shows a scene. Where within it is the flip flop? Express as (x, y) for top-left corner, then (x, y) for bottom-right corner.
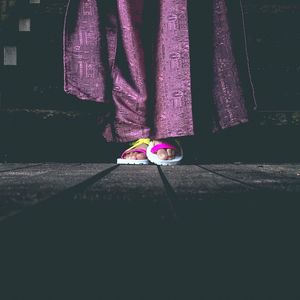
(117, 138), (151, 165)
(146, 139), (183, 166)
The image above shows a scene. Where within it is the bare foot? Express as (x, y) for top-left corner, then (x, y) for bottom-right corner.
(152, 139), (177, 160)
(123, 143), (148, 160)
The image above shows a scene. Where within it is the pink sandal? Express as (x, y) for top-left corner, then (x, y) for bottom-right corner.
(117, 138), (150, 165)
(146, 139), (183, 166)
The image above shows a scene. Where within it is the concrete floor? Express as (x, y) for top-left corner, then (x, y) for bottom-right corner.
(0, 163), (300, 299)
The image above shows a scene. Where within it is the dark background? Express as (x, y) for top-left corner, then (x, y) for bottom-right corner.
(0, 0), (300, 162)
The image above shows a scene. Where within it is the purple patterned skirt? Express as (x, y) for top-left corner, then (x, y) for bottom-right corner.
(63, 0), (257, 142)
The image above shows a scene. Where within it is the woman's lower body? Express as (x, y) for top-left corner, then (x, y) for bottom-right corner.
(63, 0), (256, 144)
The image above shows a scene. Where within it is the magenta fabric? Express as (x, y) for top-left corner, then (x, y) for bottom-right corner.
(63, 0), (256, 143)
(150, 143), (177, 154)
(212, 0), (251, 131)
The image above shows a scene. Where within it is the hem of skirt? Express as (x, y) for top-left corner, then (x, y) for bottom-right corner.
(150, 129), (195, 140)
(103, 129), (196, 143)
(103, 126), (151, 143)
(63, 86), (108, 103)
(212, 118), (249, 133)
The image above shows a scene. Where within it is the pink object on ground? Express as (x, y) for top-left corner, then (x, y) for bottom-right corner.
(150, 143), (177, 154)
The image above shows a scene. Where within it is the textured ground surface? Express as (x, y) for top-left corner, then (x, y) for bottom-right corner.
(0, 163), (300, 299)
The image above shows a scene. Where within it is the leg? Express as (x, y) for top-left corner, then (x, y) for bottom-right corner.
(151, 0), (194, 160)
(104, 0), (195, 142)
(151, 0), (194, 140)
(103, 0), (151, 143)
(107, 0), (195, 162)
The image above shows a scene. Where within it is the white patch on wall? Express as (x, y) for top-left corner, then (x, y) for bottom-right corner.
(3, 46), (17, 65)
(29, 0), (40, 3)
(19, 18), (31, 31)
